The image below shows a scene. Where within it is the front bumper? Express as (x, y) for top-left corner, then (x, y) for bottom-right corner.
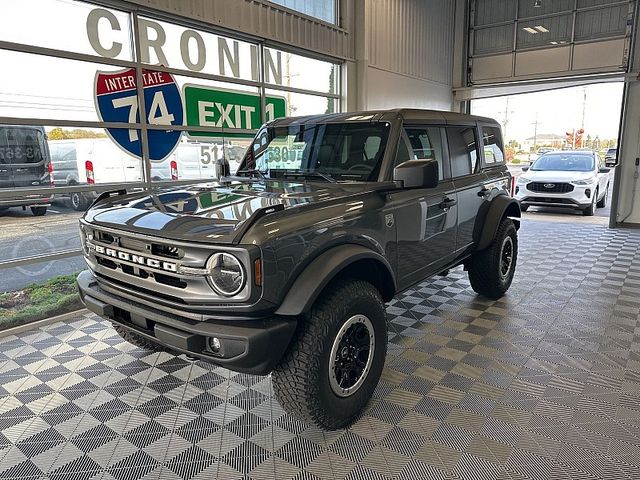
(515, 183), (594, 209)
(77, 270), (297, 375)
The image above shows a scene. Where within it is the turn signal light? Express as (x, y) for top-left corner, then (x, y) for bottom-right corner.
(254, 258), (262, 286)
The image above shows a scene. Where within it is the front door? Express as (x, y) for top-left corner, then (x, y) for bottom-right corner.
(388, 126), (458, 290)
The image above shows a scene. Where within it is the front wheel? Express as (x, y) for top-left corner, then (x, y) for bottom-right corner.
(596, 185), (608, 208)
(272, 278), (387, 430)
(467, 218), (518, 299)
(583, 190), (597, 216)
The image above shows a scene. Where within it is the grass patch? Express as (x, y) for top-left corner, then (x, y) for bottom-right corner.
(0, 274), (83, 331)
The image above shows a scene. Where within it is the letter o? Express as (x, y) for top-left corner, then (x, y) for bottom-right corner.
(180, 29), (206, 71)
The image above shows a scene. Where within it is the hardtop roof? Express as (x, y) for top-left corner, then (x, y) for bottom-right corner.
(269, 108), (500, 127)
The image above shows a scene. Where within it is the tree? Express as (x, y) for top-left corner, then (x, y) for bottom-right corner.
(47, 128), (107, 140)
(325, 66), (336, 114)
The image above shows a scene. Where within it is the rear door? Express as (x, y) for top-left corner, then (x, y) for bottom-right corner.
(0, 128), (13, 191)
(446, 125), (487, 253)
(4, 127), (49, 188)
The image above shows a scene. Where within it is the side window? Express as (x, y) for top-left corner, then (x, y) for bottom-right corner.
(481, 126), (505, 165)
(395, 126), (447, 180)
(446, 126), (479, 178)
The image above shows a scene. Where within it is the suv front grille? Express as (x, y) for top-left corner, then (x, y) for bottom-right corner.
(83, 226), (219, 304)
(527, 182), (574, 193)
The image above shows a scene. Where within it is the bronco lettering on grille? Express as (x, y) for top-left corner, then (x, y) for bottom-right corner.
(92, 244), (178, 272)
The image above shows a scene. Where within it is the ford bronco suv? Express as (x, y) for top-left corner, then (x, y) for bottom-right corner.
(77, 109), (520, 430)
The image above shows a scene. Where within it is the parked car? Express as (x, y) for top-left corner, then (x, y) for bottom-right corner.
(49, 138), (142, 210)
(605, 147), (617, 167)
(0, 125), (52, 216)
(515, 150), (611, 215)
(77, 109), (521, 430)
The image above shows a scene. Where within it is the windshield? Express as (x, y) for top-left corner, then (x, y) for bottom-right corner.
(531, 153), (594, 172)
(238, 122), (390, 181)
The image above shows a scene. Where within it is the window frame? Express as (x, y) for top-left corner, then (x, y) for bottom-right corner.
(395, 124), (451, 181)
(444, 124), (482, 179)
(479, 124), (506, 168)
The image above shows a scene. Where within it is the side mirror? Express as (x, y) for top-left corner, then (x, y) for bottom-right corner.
(393, 159), (439, 189)
(599, 167), (611, 174)
(521, 166), (530, 172)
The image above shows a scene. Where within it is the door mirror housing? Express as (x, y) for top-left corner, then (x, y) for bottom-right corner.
(393, 159), (439, 189)
(521, 166), (530, 172)
(599, 167), (611, 174)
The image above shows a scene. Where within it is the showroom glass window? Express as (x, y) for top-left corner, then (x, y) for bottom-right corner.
(447, 127), (479, 177)
(0, 0), (342, 309)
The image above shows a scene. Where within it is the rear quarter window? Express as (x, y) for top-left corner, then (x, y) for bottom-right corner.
(481, 126), (505, 165)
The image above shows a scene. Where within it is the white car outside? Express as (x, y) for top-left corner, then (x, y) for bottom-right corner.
(514, 150), (612, 216)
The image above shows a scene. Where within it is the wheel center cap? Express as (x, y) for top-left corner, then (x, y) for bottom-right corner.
(341, 346), (349, 358)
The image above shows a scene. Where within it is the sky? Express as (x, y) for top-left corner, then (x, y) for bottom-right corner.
(471, 82), (625, 144)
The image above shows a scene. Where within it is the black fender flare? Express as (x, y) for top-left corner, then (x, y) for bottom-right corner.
(476, 194), (521, 251)
(275, 244), (396, 317)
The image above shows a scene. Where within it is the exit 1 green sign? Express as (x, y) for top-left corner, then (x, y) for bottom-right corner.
(183, 85), (286, 139)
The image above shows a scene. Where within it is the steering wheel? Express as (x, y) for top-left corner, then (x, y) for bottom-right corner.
(347, 163), (371, 171)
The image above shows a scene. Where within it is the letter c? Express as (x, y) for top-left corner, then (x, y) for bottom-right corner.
(86, 8), (123, 58)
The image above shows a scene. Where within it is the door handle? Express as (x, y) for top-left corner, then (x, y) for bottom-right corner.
(438, 197), (457, 209)
(477, 187), (490, 197)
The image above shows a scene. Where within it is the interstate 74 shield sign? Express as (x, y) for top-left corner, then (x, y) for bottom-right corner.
(94, 68), (183, 162)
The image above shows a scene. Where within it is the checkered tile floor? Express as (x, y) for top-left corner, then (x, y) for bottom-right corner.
(2, 220), (640, 480)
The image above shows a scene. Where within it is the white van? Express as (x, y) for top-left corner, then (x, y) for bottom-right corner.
(150, 143), (215, 182)
(49, 138), (142, 210)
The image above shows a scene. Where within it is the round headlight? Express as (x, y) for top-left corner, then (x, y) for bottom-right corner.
(207, 253), (245, 296)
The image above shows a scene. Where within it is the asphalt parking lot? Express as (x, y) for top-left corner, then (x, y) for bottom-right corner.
(0, 174), (615, 293)
(0, 200), (85, 292)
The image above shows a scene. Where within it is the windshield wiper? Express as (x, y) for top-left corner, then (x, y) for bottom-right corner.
(236, 169), (266, 179)
(279, 170), (337, 183)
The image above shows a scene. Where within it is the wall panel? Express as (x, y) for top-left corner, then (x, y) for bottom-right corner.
(367, 0), (455, 86)
(124, 0), (352, 60)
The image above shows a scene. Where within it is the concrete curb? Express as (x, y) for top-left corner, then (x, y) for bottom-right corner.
(0, 308), (89, 338)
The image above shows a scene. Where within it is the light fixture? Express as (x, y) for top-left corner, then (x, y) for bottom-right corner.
(534, 25), (549, 32)
(523, 27), (538, 34)
(534, 0), (542, 7)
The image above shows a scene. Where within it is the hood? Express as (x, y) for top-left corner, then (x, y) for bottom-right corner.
(84, 179), (390, 244)
(522, 170), (595, 183)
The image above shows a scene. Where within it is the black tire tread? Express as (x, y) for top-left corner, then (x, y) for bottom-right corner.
(467, 218), (517, 300)
(272, 278), (385, 430)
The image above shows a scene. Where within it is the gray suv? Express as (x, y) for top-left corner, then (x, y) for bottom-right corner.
(77, 109), (521, 429)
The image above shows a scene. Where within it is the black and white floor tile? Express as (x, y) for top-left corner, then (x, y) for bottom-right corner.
(1, 220), (640, 479)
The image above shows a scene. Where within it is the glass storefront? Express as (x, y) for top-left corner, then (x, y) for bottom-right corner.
(0, 0), (342, 327)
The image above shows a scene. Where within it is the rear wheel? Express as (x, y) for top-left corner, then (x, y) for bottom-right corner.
(272, 278), (387, 430)
(467, 218), (518, 299)
(31, 206), (47, 216)
(71, 192), (89, 211)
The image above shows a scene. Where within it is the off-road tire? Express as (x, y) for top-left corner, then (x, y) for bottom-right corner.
(596, 185), (608, 208)
(112, 324), (167, 353)
(31, 206), (47, 216)
(467, 218), (518, 299)
(272, 278), (387, 430)
(71, 192), (89, 211)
